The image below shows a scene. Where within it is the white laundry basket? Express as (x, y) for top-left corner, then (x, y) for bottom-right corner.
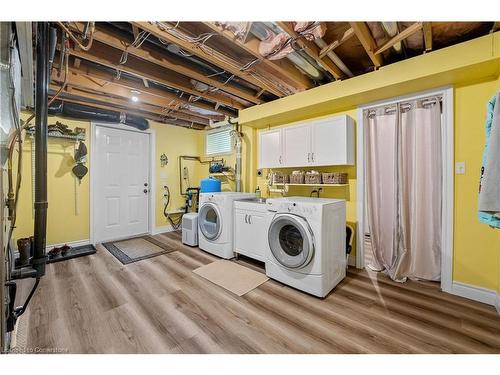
(182, 213), (199, 246)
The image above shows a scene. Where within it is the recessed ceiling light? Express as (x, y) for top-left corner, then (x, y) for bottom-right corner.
(131, 96), (139, 102)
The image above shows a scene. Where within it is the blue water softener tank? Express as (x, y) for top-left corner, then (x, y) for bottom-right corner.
(200, 177), (222, 193)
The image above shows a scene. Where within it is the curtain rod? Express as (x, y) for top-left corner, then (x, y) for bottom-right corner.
(366, 95), (443, 116)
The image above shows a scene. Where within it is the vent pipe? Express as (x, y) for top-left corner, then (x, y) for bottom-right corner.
(32, 22), (50, 277)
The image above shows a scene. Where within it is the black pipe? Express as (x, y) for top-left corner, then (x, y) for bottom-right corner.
(33, 22), (50, 277)
(48, 100), (149, 130)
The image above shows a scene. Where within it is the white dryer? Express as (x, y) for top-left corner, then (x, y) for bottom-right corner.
(198, 192), (256, 258)
(265, 197), (346, 297)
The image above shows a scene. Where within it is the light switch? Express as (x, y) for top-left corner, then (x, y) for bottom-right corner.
(455, 162), (466, 175)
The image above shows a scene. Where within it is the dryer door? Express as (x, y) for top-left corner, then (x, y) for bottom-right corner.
(268, 213), (314, 269)
(199, 202), (222, 240)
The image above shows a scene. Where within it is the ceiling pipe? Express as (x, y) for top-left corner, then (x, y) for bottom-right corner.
(381, 22), (403, 53)
(314, 38), (353, 78)
(250, 22), (324, 80)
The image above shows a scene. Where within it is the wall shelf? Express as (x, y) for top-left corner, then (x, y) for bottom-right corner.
(26, 130), (86, 142)
(272, 183), (348, 187)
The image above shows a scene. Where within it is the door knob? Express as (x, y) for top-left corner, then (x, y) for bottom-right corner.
(144, 182), (148, 187)
(143, 189), (148, 194)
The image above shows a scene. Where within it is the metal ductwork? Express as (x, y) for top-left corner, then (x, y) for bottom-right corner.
(48, 100), (149, 130)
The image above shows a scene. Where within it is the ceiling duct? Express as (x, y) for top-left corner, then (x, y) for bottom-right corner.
(250, 22), (324, 80)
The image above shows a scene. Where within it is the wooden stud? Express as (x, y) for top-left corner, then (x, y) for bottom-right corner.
(422, 22), (433, 52)
(490, 22), (500, 33)
(374, 22), (423, 55)
(203, 22), (314, 92)
(62, 58), (234, 118)
(319, 27), (355, 59)
(66, 41), (247, 110)
(50, 84), (210, 126)
(131, 21), (286, 97)
(349, 22), (383, 68)
(276, 22), (344, 80)
(70, 23), (263, 105)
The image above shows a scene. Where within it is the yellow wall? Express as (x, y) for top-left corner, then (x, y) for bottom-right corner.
(454, 79), (500, 291)
(14, 114), (210, 245)
(239, 34), (500, 293)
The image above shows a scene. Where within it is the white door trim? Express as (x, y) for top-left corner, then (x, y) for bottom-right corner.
(90, 122), (156, 245)
(356, 86), (454, 294)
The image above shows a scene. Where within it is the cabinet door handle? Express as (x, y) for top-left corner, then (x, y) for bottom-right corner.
(244, 214), (248, 224)
(279, 156), (282, 164)
(248, 215), (252, 224)
(311, 152), (315, 162)
(307, 153), (311, 162)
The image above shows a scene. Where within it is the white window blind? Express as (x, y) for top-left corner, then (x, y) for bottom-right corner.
(206, 126), (232, 155)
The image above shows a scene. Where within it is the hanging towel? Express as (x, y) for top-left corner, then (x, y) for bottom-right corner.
(478, 92), (500, 228)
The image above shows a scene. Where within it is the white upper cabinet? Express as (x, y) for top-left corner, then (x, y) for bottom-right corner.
(258, 115), (354, 168)
(283, 123), (311, 167)
(259, 128), (283, 168)
(310, 116), (354, 166)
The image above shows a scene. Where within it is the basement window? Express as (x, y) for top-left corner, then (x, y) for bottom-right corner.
(205, 126), (232, 156)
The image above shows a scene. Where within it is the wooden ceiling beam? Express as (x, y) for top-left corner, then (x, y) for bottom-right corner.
(71, 23), (263, 105)
(51, 96), (206, 129)
(51, 70), (214, 125)
(50, 84), (210, 126)
(66, 41), (247, 110)
(131, 22), (286, 97)
(276, 22), (344, 80)
(422, 22), (433, 52)
(374, 22), (423, 55)
(62, 59), (235, 118)
(491, 22), (500, 33)
(319, 27), (355, 59)
(202, 22), (314, 92)
(349, 22), (383, 68)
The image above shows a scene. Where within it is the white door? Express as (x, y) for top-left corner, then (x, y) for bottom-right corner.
(259, 128), (283, 168)
(283, 123), (311, 167)
(94, 126), (150, 242)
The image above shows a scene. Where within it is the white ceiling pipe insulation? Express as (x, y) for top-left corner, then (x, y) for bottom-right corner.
(381, 22), (403, 53)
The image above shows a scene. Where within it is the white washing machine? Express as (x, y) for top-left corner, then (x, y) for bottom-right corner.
(265, 197), (346, 297)
(198, 192), (256, 258)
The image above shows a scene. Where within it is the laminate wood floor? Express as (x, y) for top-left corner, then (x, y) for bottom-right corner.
(19, 231), (500, 354)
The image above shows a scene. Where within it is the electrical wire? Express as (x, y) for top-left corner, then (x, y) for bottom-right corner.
(56, 22), (95, 51)
(153, 22), (293, 97)
(163, 185), (183, 230)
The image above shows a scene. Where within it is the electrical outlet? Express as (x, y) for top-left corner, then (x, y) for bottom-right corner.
(455, 161), (466, 175)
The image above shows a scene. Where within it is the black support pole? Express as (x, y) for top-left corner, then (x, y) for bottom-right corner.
(32, 22), (49, 277)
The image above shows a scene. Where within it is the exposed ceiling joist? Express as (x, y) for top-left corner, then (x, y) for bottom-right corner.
(491, 22), (500, 33)
(422, 22), (433, 52)
(72, 23), (263, 105)
(65, 60), (234, 118)
(349, 22), (383, 68)
(51, 83), (209, 126)
(66, 41), (247, 110)
(276, 22), (345, 80)
(374, 22), (423, 55)
(202, 22), (314, 92)
(51, 70), (217, 124)
(131, 21), (286, 98)
(319, 27), (355, 59)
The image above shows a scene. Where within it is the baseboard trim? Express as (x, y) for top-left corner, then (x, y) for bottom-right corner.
(450, 281), (498, 307)
(46, 239), (90, 251)
(151, 225), (175, 235)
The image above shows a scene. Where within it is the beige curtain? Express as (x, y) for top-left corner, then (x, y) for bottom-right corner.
(365, 98), (442, 282)
(365, 109), (399, 274)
